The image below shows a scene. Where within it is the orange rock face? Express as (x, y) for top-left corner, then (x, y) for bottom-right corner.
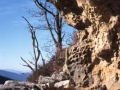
(49, 0), (120, 89)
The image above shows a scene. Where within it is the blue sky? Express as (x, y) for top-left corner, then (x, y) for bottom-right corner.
(0, 0), (74, 72)
(0, 0), (38, 72)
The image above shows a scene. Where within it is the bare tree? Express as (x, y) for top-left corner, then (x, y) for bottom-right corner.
(33, 0), (65, 54)
(21, 16), (45, 73)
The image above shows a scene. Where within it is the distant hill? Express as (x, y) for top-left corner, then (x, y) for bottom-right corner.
(0, 69), (31, 84)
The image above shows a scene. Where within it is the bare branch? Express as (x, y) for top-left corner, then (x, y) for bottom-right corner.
(62, 33), (65, 40)
(53, 19), (58, 34)
(34, 0), (55, 17)
(22, 16), (33, 30)
(44, 11), (57, 44)
(21, 57), (34, 72)
(28, 60), (35, 66)
(22, 16), (46, 72)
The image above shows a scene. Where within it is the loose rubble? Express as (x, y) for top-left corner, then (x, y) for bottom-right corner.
(0, 72), (74, 90)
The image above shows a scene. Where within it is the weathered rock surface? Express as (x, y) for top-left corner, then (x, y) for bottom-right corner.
(0, 79), (74, 90)
(38, 75), (54, 84)
(2, 0), (120, 90)
(0, 71), (74, 90)
(0, 80), (37, 90)
(54, 80), (74, 90)
(49, 0), (120, 90)
(38, 71), (69, 84)
(51, 71), (69, 82)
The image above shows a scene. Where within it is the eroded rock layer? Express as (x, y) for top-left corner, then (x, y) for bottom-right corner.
(50, 0), (120, 89)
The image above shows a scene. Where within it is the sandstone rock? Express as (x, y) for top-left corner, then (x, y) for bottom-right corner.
(2, 0), (120, 89)
(48, 0), (120, 89)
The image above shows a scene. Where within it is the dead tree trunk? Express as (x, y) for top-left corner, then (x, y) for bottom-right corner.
(34, 0), (64, 54)
(21, 16), (45, 73)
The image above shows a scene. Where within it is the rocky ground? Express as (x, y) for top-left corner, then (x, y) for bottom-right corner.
(0, 71), (75, 90)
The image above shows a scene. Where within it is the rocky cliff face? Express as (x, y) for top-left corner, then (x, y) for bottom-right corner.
(49, 0), (120, 89)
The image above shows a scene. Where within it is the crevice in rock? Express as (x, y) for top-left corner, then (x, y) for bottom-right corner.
(49, 0), (120, 89)
(88, 58), (100, 73)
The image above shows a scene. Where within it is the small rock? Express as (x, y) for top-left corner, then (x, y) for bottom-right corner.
(51, 71), (69, 82)
(38, 75), (54, 84)
(54, 80), (74, 90)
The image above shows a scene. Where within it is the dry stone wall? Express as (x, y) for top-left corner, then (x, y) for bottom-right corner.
(49, 0), (120, 89)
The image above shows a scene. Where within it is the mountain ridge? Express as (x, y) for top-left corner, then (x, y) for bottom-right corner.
(0, 69), (31, 81)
